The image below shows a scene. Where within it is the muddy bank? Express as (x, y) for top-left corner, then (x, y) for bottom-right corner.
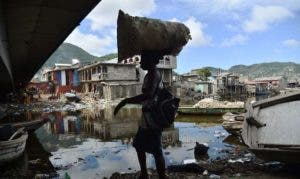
(109, 140), (300, 179)
(110, 155), (300, 179)
(0, 94), (123, 119)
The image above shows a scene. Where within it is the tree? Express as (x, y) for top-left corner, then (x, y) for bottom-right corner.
(197, 68), (211, 80)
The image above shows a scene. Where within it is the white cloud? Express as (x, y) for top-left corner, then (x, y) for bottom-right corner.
(177, 0), (246, 14)
(225, 24), (239, 32)
(283, 39), (300, 47)
(172, 17), (211, 47)
(86, 0), (156, 31)
(208, 0), (246, 13)
(64, 0), (156, 55)
(243, 5), (293, 33)
(221, 34), (248, 47)
(65, 29), (114, 56)
(177, 0), (300, 14)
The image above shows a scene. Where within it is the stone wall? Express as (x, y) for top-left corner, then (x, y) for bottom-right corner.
(106, 65), (137, 81)
(103, 83), (142, 100)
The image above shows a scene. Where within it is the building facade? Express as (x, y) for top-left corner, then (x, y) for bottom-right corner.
(213, 72), (247, 100)
(122, 55), (177, 87)
(43, 63), (80, 94)
(157, 55), (177, 87)
(195, 81), (213, 94)
(253, 76), (287, 95)
(78, 60), (141, 100)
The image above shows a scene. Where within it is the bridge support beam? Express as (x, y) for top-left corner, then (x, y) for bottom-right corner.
(0, 1), (14, 100)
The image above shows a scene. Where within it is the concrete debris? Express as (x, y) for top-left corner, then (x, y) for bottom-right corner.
(244, 153), (253, 157)
(193, 98), (244, 108)
(228, 156), (253, 163)
(62, 102), (87, 112)
(183, 159), (197, 164)
(235, 173), (241, 177)
(209, 174), (221, 179)
(1, 93), (120, 115)
(228, 159), (244, 163)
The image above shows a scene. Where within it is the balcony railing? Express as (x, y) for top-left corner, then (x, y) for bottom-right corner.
(99, 73), (108, 80)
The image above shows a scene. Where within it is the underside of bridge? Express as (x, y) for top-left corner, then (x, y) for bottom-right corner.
(0, 0), (101, 98)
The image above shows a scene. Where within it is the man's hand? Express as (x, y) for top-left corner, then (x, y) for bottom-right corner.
(114, 99), (127, 116)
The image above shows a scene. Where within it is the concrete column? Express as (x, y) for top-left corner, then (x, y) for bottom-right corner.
(0, 1), (14, 93)
(90, 69), (92, 80)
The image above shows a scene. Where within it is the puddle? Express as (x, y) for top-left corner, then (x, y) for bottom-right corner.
(1, 107), (240, 178)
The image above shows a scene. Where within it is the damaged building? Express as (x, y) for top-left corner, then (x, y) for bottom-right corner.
(122, 55), (177, 87)
(78, 59), (141, 100)
(253, 76), (287, 95)
(213, 72), (247, 100)
(43, 62), (80, 94)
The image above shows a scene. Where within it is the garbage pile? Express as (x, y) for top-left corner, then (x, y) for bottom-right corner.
(193, 98), (244, 108)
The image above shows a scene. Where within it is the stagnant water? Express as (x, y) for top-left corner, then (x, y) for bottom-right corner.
(1, 106), (245, 178)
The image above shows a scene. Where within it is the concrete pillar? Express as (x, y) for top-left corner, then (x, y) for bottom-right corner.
(0, 1), (14, 94)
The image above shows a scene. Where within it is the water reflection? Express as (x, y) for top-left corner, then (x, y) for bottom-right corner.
(31, 107), (182, 178)
(2, 107), (235, 178)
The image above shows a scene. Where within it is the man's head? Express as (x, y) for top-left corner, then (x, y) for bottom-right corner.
(140, 51), (164, 70)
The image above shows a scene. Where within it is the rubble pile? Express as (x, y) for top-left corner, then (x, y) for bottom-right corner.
(3, 102), (64, 114)
(193, 98), (244, 109)
(0, 93), (127, 117)
(79, 93), (120, 109)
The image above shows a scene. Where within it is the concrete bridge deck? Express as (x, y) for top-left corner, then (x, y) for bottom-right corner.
(0, 0), (101, 99)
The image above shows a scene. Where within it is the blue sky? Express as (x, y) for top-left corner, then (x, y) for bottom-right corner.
(65, 0), (300, 74)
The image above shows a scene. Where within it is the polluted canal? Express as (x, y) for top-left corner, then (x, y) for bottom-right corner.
(0, 106), (299, 178)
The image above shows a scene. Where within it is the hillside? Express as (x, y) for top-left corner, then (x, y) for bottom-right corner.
(42, 43), (97, 67)
(194, 62), (300, 78)
(200, 67), (223, 75)
(42, 43), (118, 68)
(34, 43), (118, 80)
(229, 62), (300, 78)
(43, 44), (300, 79)
(94, 53), (118, 63)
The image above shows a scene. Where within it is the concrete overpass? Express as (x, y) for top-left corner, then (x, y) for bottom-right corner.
(0, 0), (101, 99)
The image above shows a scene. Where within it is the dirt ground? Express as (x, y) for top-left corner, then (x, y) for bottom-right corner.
(109, 147), (300, 179)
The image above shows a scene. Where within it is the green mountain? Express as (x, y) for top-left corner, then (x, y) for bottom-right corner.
(33, 43), (118, 80)
(228, 62), (300, 78)
(43, 43), (97, 67)
(42, 43), (118, 67)
(94, 53), (118, 62)
(193, 62), (300, 79)
(43, 44), (300, 79)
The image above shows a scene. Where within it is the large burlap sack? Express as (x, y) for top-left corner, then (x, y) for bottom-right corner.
(117, 10), (191, 61)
